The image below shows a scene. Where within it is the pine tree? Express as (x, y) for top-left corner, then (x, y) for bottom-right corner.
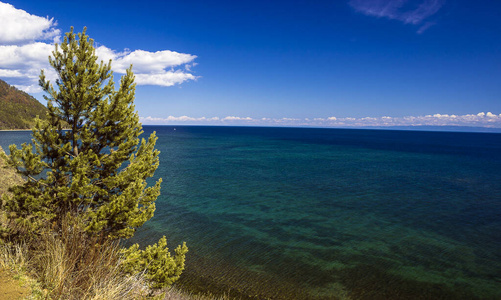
(1, 28), (187, 288)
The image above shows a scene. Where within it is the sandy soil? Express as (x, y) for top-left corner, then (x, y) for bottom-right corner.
(0, 268), (29, 300)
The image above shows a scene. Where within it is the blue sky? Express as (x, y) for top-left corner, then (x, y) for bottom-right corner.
(1, 0), (500, 128)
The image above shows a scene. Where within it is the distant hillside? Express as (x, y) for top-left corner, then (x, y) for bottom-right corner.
(0, 79), (48, 130)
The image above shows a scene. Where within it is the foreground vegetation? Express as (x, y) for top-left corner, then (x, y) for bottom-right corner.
(0, 136), (151, 299)
(0, 27), (201, 299)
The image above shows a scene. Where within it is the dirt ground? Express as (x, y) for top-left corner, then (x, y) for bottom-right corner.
(0, 268), (29, 300)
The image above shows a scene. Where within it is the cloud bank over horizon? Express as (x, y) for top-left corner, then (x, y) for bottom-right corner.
(140, 112), (501, 129)
(0, 1), (198, 92)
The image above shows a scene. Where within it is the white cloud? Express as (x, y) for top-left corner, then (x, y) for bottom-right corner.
(416, 21), (435, 34)
(0, 69), (22, 77)
(0, 42), (54, 68)
(95, 48), (196, 73)
(222, 116), (253, 121)
(140, 112), (501, 129)
(135, 71), (197, 87)
(141, 116), (220, 123)
(349, 0), (444, 33)
(0, 2), (60, 44)
(94, 46), (198, 86)
(0, 42), (57, 91)
(93, 47), (199, 88)
(0, 2), (198, 92)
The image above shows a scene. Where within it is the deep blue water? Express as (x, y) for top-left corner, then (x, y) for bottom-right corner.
(1, 126), (500, 299)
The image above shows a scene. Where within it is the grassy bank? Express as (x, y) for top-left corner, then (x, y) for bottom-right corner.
(0, 237), (234, 300)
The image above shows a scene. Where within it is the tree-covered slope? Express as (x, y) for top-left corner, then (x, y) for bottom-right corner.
(0, 79), (47, 130)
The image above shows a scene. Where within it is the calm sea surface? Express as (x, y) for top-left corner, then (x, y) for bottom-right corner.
(1, 126), (500, 299)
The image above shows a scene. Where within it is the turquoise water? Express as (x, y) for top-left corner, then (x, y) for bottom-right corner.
(1, 126), (500, 299)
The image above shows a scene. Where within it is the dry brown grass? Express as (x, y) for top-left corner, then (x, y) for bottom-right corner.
(32, 223), (150, 299)
(0, 233), (234, 300)
(0, 222), (151, 299)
